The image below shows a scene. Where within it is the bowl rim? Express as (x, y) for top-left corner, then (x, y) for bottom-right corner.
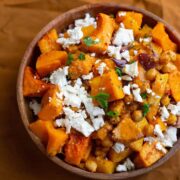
(17, 3), (180, 179)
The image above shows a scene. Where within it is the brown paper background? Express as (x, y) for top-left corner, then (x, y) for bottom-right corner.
(0, 0), (179, 179)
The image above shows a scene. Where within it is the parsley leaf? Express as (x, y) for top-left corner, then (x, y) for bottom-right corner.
(115, 67), (122, 77)
(83, 36), (99, 47)
(78, 53), (85, 60)
(66, 53), (74, 65)
(92, 93), (110, 110)
(107, 111), (119, 117)
(141, 93), (147, 99)
(142, 103), (150, 116)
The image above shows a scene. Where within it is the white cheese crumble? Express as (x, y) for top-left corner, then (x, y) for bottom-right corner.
(95, 59), (101, 64)
(112, 27), (134, 46)
(91, 116), (104, 130)
(154, 124), (164, 139)
(155, 142), (167, 154)
(116, 164), (127, 172)
(134, 50), (138, 55)
(121, 50), (130, 62)
(167, 102), (180, 116)
(144, 136), (156, 144)
(29, 100), (41, 115)
(112, 142), (125, 153)
(146, 88), (160, 99)
(123, 84), (131, 95)
(123, 61), (138, 77)
(82, 72), (94, 80)
(90, 53), (96, 57)
(121, 75), (132, 81)
(116, 158), (135, 172)
(97, 62), (107, 76)
(160, 106), (170, 121)
(118, 11), (127, 17)
(132, 88), (143, 102)
(107, 45), (121, 59)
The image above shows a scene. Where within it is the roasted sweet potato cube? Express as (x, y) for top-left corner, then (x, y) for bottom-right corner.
(152, 22), (177, 51)
(90, 70), (124, 102)
(23, 66), (50, 97)
(38, 29), (60, 54)
(136, 117), (148, 134)
(82, 25), (95, 37)
(65, 133), (91, 166)
(68, 54), (95, 79)
(129, 138), (144, 152)
(36, 50), (67, 77)
(96, 157), (116, 174)
(169, 71), (180, 102)
(134, 142), (167, 168)
(38, 85), (63, 121)
(82, 13), (115, 53)
(138, 24), (152, 38)
(151, 42), (162, 56)
(29, 120), (52, 143)
(47, 127), (68, 156)
(113, 117), (143, 142)
(174, 54), (180, 71)
(152, 73), (168, 97)
(108, 148), (132, 163)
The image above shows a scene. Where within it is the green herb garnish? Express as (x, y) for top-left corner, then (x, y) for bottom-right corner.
(115, 67), (122, 77)
(66, 53), (74, 65)
(78, 53), (85, 60)
(142, 103), (150, 116)
(107, 111), (119, 117)
(83, 36), (99, 47)
(141, 93), (147, 99)
(92, 93), (110, 110)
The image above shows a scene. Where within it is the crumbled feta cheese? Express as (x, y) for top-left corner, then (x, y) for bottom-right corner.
(121, 75), (132, 81)
(167, 103), (180, 116)
(154, 124), (164, 139)
(139, 37), (152, 43)
(29, 100), (41, 115)
(124, 158), (135, 171)
(107, 45), (121, 59)
(131, 83), (139, 89)
(64, 94), (81, 108)
(144, 136), (156, 144)
(92, 107), (105, 116)
(112, 142), (125, 153)
(123, 61), (138, 77)
(97, 62), (107, 75)
(155, 142), (167, 154)
(134, 50), (138, 55)
(118, 77), (122, 80)
(123, 84), (131, 95)
(118, 11), (127, 17)
(160, 106), (170, 121)
(95, 59), (101, 64)
(91, 116), (104, 130)
(120, 23), (125, 28)
(112, 27), (134, 46)
(116, 165), (127, 172)
(90, 53), (96, 57)
(82, 72), (94, 80)
(132, 88), (143, 102)
(121, 50), (130, 61)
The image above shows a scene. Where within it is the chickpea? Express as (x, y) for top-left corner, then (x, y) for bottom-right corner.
(85, 159), (97, 172)
(160, 50), (176, 64)
(167, 114), (177, 125)
(144, 124), (154, 136)
(132, 110), (143, 122)
(124, 94), (134, 104)
(109, 116), (120, 125)
(95, 147), (109, 157)
(146, 68), (158, 81)
(128, 103), (138, 112)
(161, 62), (177, 73)
(161, 96), (170, 106)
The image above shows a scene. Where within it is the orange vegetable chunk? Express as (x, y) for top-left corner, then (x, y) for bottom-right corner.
(152, 22), (177, 51)
(38, 85), (63, 121)
(36, 50), (67, 77)
(174, 54), (180, 71)
(90, 70), (124, 102)
(38, 29), (60, 54)
(65, 133), (91, 166)
(23, 66), (50, 97)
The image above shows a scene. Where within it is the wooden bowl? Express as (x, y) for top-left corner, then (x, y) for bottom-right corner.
(17, 3), (180, 179)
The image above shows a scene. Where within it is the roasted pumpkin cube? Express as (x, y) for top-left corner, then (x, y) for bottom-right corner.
(129, 138), (144, 152)
(38, 85), (63, 121)
(82, 25), (95, 37)
(82, 13), (115, 54)
(68, 54), (95, 79)
(152, 73), (169, 97)
(113, 117), (143, 143)
(23, 66), (50, 97)
(136, 117), (149, 134)
(108, 148), (132, 163)
(65, 133), (91, 166)
(151, 42), (162, 56)
(96, 157), (116, 174)
(169, 71), (180, 102)
(90, 70), (124, 102)
(152, 22), (177, 51)
(174, 54), (180, 71)
(138, 24), (152, 38)
(47, 127), (68, 156)
(134, 142), (167, 168)
(29, 120), (52, 143)
(38, 29), (60, 54)
(36, 50), (67, 77)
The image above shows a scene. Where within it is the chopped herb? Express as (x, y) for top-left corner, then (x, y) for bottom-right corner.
(83, 36), (99, 47)
(92, 93), (110, 110)
(142, 103), (150, 116)
(115, 67), (122, 77)
(141, 93), (147, 99)
(66, 53), (74, 65)
(78, 53), (85, 60)
(107, 111), (119, 117)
